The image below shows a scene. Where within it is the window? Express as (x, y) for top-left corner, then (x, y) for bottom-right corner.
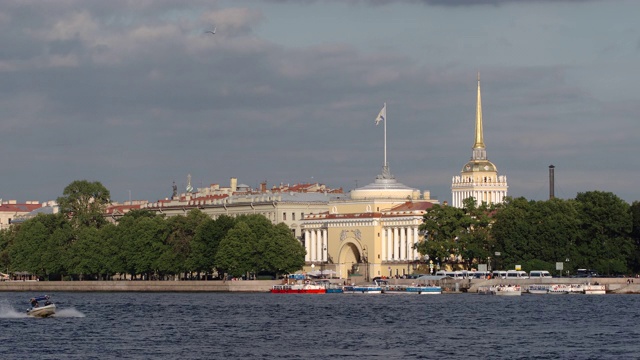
(301, 212), (304, 219)
(292, 212), (295, 221)
(283, 212), (287, 221)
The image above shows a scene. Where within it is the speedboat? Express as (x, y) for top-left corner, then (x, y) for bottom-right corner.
(27, 295), (56, 317)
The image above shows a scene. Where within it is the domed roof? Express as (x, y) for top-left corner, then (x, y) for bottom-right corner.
(350, 176), (419, 200)
(461, 160), (497, 173)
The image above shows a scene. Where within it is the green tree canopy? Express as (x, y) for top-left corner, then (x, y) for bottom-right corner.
(57, 180), (111, 229)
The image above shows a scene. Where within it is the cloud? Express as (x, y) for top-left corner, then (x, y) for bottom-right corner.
(266, 0), (596, 6)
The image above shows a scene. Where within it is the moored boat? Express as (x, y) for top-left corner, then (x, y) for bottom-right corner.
(27, 295), (56, 318)
(271, 283), (326, 294)
(492, 285), (522, 296)
(527, 285), (551, 294)
(381, 284), (442, 295)
(547, 284), (570, 294)
(569, 284), (585, 293)
(583, 284), (606, 295)
(343, 284), (382, 294)
(405, 285), (442, 294)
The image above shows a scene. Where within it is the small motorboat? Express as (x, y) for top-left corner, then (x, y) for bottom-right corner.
(27, 295), (56, 318)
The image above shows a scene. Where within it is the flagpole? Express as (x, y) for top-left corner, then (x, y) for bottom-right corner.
(383, 102), (387, 172)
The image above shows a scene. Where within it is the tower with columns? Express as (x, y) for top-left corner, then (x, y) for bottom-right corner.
(451, 74), (508, 208)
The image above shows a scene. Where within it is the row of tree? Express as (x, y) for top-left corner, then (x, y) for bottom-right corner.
(0, 180), (305, 280)
(417, 191), (640, 276)
(2, 181), (639, 280)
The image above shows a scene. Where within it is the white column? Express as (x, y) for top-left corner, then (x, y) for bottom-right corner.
(315, 230), (322, 262)
(304, 230), (310, 262)
(322, 230), (327, 262)
(408, 227), (412, 259)
(386, 228), (393, 261)
(393, 227), (399, 260)
(381, 226), (386, 261)
(400, 227), (406, 260)
(310, 230), (316, 262)
(413, 227), (419, 259)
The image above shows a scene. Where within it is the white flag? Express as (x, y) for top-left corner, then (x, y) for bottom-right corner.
(375, 103), (386, 125)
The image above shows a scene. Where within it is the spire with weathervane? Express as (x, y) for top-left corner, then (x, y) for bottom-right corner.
(451, 73), (508, 208)
(472, 72), (487, 161)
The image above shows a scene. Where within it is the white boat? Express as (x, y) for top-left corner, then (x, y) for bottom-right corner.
(569, 284), (585, 293)
(271, 283), (326, 294)
(492, 285), (522, 296)
(27, 304), (56, 317)
(548, 284), (570, 294)
(477, 285), (521, 296)
(583, 284), (606, 295)
(405, 285), (442, 295)
(527, 285), (550, 294)
(27, 295), (56, 317)
(382, 284), (442, 295)
(343, 284), (382, 294)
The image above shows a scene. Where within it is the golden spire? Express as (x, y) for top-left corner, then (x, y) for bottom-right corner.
(471, 72), (487, 161)
(474, 72), (485, 149)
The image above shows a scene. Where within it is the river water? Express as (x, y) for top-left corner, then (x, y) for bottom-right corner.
(1, 291), (639, 359)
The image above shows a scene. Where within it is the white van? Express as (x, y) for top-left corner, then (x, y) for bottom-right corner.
(461, 270), (476, 279)
(492, 270), (507, 279)
(529, 270), (552, 278)
(473, 271), (491, 279)
(435, 271), (464, 279)
(506, 270), (529, 279)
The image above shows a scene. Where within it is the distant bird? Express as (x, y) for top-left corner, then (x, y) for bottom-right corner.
(205, 27), (216, 35)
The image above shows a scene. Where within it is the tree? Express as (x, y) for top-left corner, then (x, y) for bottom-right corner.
(258, 223), (306, 277)
(417, 204), (473, 269)
(188, 215), (236, 277)
(57, 180), (111, 229)
(215, 222), (257, 277)
(575, 191), (633, 275)
(8, 219), (49, 276)
(162, 209), (210, 277)
(630, 201), (640, 273)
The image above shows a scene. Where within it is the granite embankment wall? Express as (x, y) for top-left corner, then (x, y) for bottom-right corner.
(0, 280), (280, 293)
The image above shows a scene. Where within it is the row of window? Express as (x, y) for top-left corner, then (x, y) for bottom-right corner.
(282, 212), (304, 221)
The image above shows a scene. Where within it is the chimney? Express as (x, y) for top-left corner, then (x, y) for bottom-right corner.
(260, 181), (267, 193)
(549, 165), (555, 199)
(230, 177), (238, 193)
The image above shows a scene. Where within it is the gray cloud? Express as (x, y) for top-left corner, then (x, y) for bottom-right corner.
(0, 0), (637, 205)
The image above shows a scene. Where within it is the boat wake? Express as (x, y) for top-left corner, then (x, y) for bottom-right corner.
(54, 307), (86, 318)
(0, 302), (85, 318)
(0, 303), (28, 318)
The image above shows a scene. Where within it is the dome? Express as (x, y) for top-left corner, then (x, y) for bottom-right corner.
(461, 160), (497, 173)
(350, 177), (420, 200)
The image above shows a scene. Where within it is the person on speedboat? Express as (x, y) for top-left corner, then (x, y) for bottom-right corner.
(30, 298), (39, 308)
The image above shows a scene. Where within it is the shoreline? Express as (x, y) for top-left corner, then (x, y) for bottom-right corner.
(0, 280), (279, 292)
(3, 277), (640, 294)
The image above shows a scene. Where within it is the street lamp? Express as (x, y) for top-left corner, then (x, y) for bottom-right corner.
(321, 247), (327, 278)
(311, 263), (315, 278)
(362, 246), (369, 282)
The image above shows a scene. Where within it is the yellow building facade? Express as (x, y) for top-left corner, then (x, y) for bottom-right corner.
(302, 172), (438, 281)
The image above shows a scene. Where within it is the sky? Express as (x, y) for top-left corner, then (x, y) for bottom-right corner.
(0, 0), (639, 205)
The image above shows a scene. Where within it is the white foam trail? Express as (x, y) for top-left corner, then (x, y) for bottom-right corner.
(54, 307), (86, 318)
(0, 303), (28, 318)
